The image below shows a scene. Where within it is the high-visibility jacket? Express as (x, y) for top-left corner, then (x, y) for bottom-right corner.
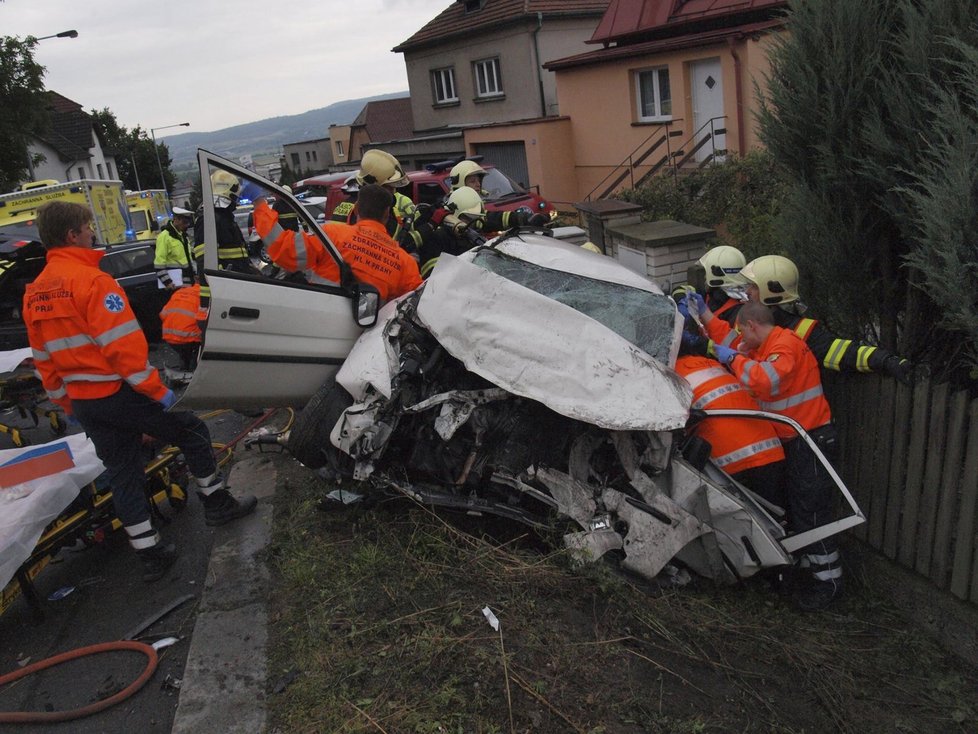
(154, 221), (194, 287)
(727, 326), (832, 439)
(23, 247), (168, 413)
(160, 284), (203, 345)
(706, 302), (897, 374)
(675, 355), (784, 475)
(255, 200), (422, 302)
(192, 206), (250, 267)
(336, 191), (418, 247)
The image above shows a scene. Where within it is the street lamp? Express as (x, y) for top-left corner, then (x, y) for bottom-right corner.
(24, 30), (79, 181)
(33, 30), (79, 41)
(150, 123), (190, 204)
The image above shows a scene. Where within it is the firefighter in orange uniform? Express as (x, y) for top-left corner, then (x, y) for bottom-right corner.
(713, 302), (842, 611)
(674, 352), (785, 503)
(255, 184), (422, 302)
(160, 284), (204, 373)
(23, 202), (256, 583)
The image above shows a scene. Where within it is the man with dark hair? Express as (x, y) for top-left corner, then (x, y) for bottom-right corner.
(23, 201), (257, 583)
(712, 301), (842, 611)
(255, 184), (421, 302)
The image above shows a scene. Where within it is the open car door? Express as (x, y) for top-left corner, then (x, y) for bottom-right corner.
(179, 151), (378, 410)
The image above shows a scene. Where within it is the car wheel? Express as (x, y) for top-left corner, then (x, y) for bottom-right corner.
(288, 379), (354, 471)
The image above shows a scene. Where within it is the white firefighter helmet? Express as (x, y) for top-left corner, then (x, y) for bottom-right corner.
(281, 184), (292, 194)
(355, 150), (408, 188)
(446, 186), (486, 220)
(580, 241), (602, 254)
(698, 245), (746, 288)
(211, 170), (240, 208)
(340, 173), (359, 195)
(734, 254), (800, 305)
(449, 160), (487, 190)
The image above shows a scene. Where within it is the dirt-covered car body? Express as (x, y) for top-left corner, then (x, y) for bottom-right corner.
(290, 232), (864, 584)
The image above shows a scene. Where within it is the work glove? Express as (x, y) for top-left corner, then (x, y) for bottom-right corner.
(713, 345), (738, 365)
(883, 355), (913, 385)
(159, 389), (177, 410)
(430, 207), (448, 226)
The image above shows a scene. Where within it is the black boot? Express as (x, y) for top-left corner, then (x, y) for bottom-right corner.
(199, 488), (258, 526)
(138, 543), (178, 582)
(792, 576), (843, 612)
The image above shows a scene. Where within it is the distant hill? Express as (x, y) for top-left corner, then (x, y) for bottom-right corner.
(163, 92), (409, 169)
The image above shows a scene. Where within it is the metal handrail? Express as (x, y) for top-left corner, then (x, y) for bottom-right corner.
(584, 119), (683, 201)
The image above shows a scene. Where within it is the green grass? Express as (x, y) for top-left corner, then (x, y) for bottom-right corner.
(265, 463), (978, 734)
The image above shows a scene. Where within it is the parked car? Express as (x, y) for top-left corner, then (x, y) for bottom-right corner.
(180, 157), (864, 586)
(0, 222), (169, 348)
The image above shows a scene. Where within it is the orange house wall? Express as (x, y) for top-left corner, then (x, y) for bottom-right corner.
(554, 30), (782, 201)
(463, 118), (579, 212)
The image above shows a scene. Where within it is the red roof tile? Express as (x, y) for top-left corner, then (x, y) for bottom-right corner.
(394, 0), (610, 52)
(351, 97), (415, 143)
(589, 0), (785, 44)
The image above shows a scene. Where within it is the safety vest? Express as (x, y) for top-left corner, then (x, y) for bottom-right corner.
(23, 247), (168, 411)
(675, 355), (784, 475)
(160, 285), (203, 345)
(729, 326), (832, 439)
(153, 222), (193, 285)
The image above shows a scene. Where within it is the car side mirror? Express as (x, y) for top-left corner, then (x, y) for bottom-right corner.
(353, 283), (380, 328)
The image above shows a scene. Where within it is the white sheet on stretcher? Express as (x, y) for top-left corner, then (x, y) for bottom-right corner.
(0, 348), (32, 374)
(0, 434), (106, 591)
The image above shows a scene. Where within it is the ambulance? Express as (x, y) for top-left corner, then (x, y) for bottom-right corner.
(0, 179), (135, 246)
(126, 189), (171, 240)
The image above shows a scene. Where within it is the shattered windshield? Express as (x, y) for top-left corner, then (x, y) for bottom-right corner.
(471, 249), (676, 362)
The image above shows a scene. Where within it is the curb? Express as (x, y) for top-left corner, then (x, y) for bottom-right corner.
(171, 455), (278, 733)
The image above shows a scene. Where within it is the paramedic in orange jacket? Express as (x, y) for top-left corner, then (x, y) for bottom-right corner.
(160, 284), (204, 372)
(23, 202), (256, 583)
(713, 302), (842, 611)
(254, 184), (422, 302)
(674, 351), (785, 505)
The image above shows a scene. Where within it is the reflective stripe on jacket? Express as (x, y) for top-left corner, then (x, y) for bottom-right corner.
(23, 247), (168, 411)
(675, 355), (784, 474)
(728, 326), (831, 439)
(160, 284), (203, 345)
(154, 222), (194, 285)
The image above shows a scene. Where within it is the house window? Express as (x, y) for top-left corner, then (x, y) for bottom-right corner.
(97, 163), (104, 179)
(291, 153), (301, 167)
(78, 167), (86, 179)
(635, 66), (672, 122)
(311, 150), (317, 162)
(432, 67), (457, 104)
(473, 58), (502, 98)
(106, 160), (113, 178)
(336, 140), (344, 157)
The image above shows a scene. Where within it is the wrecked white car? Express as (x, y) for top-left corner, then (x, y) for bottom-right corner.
(180, 152), (862, 584)
(282, 233), (864, 584)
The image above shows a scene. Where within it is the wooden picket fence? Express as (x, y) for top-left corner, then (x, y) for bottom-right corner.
(824, 372), (978, 604)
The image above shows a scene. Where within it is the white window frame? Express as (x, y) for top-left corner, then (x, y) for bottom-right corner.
(635, 66), (672, 123)
(432, 67), (458, 104)
(473, 57), (503, 98)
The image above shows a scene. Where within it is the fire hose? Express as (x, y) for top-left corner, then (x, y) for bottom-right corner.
(0, 640), (157, 724)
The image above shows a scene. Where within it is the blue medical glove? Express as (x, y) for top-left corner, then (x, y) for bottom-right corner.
(159, 389), (177, 410)
(676, 297), (690, 319)
(66, 414), (81, 427)
(713, 345), (738, 365)
(687, 292), (707, 318)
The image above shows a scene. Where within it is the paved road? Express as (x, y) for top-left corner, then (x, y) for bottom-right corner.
(0, 344), (280, 732)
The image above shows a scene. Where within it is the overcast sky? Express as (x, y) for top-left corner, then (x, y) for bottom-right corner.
(3, 0), (451, 137)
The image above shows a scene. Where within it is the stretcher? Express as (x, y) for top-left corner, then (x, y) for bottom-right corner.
(0, 433), (230, 621)
(0, 348), (65, 448)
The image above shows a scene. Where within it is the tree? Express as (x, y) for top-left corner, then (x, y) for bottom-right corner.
(758, 0), (978, 381)
(91, 108), (179, 193)
(0, 35), (48, 191)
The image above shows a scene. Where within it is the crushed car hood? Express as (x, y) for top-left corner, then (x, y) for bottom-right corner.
(413, 253), (691, 432)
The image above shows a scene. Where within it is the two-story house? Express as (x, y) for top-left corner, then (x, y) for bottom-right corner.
(391, 0), (609, 199)
(544, 0), (788, 202)
(26, 92), (118, 184)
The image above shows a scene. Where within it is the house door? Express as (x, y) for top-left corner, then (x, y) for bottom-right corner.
(473, 142), (530, 189)
(690, 57), (726, 162)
